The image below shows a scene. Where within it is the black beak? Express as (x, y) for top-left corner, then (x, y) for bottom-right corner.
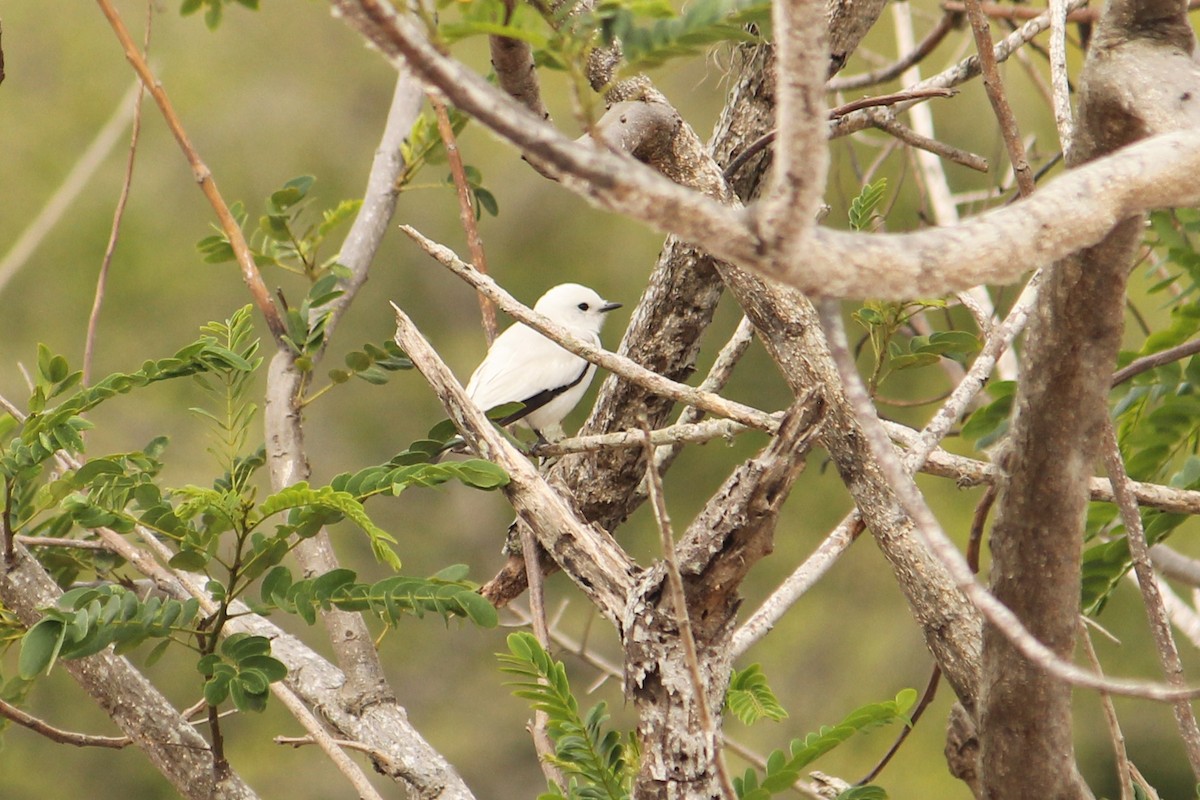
(600, 301), (622, 313)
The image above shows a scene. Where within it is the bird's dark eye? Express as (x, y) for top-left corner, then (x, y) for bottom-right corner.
(578, 302), (590, 311)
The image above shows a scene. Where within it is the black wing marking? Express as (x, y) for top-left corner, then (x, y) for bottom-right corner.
(494, 363), (592, 426)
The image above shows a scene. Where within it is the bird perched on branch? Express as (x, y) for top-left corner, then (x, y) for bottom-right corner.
(466, 283), (621, 443)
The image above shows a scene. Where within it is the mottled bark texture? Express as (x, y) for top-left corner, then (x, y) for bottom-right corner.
(0, 546), (260, 800)
(710, 45), (986, 712)
(979, 1), (1200, 798)
(626, 402), (824, 799)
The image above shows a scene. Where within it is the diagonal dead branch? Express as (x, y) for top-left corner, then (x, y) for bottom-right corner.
(401, 226), (778, 432)
(85, 0), (151, 387)
(0, 695), (131, 749)
(95, 0), (285, 343)
(817, 297), (1200, 704)
(1102, 423), (1200, 778)
(963, 0), (1036, 196)
(430, 96), (498, 343)
(392, 303), (639, 623)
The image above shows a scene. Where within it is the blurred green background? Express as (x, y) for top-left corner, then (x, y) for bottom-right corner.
(1, 2), (1198, 798)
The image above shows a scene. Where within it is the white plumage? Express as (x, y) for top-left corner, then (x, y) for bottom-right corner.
(466, 283), (621, 440)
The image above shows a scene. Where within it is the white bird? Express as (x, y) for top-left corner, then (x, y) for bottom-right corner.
(466, 283), (621, 442)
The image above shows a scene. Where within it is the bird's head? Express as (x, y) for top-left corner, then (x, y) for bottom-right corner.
(533, 283), (622, 333)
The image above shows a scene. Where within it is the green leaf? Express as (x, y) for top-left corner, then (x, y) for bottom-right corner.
(727, 664), (788, 724)
(961, 381), (1018, 448)
(849, 178), (887, 231)
(19, 619), (66, 679)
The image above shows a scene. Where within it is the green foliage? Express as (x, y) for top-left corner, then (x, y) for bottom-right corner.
(1, 341), (246, 485)
(6, 305), (506, 730)
(848, 181), (978, 397)
(393, 109), (500, 218)
(853, 300), (977, 395)
(326, 340), (414, 387)
(190, 305), (261, 485)
(726, 664), (787, 725)
(733, 689), (915, 800)
(18, 585), (201, 679)
(196, 632), (287, 712)
(960, 380), (1017, 449)
(259, 564), (498, 628)
(591, 0), (771, 72)
(439, 0), (551, 47)
(256, 482), (404, 570)
(195, 175), (358, 284)
(1078, 210), (1200, 615)
(499, 632), (634, 799)
(836, 787), (888, 800)
(848, 179), (887, 232)
(180, 0), (259, 30)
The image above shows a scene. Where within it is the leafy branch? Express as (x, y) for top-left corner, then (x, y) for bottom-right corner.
(499, 632), (634, 800)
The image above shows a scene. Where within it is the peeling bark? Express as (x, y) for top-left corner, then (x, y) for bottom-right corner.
(626, 402), (824, 798)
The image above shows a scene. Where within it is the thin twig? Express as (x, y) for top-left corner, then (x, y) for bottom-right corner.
(731, 515), (863, 657)
(0, 80), (139, 298)
(94, 0), (286, 343)
(1048, 0), (1074, 153)
(858, 665), (940, 785)
(1102, 423), (1200, 778)
(1112, 336), (1200, 386)
(1079, 620), (1133, 800)
(967, 484), (996, 573)
(640, 425), (737, 800)
(85, 0), (151, 386)
(815, 298), (1200, 702)
(430, 96), (498, 344)
(14, 535), (116, 551)
(831, 0), (1090, 140)
(940, 0), (1200, 22)
(0, 696), (131, 749)
(401, 225), (779, 432)
(727, 89), (958, 179)
(826, 12), (960, 92)
(269, 683), (389, 800)
(886, 420), (1200, 515)
(830, 87), (957, 118)
(535, 417), (755, 456)
(515, 512), (565, 789)
(962, 0), (1036, 196)
(871, 114), (990, 172)
(274, 735), (377, 754)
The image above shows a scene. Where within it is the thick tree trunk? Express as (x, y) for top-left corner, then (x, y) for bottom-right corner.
(979, 1), (1200, 797)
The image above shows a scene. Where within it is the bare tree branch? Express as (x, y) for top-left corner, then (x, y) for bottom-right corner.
(85, 1), (150, 386)
(333, 0), (1200, 303)
(1103, 423), (1200, 779)
(1112, 336), (1200, 386)
(962, 0), (1036, 196)
(94, 0), (286, 343)
(826, 11), (960, 92)
(0, 695), (131, 749)
(0, 546), (260, 799)
(400, 226), (778, 432)
(392, 303), (639, 624)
